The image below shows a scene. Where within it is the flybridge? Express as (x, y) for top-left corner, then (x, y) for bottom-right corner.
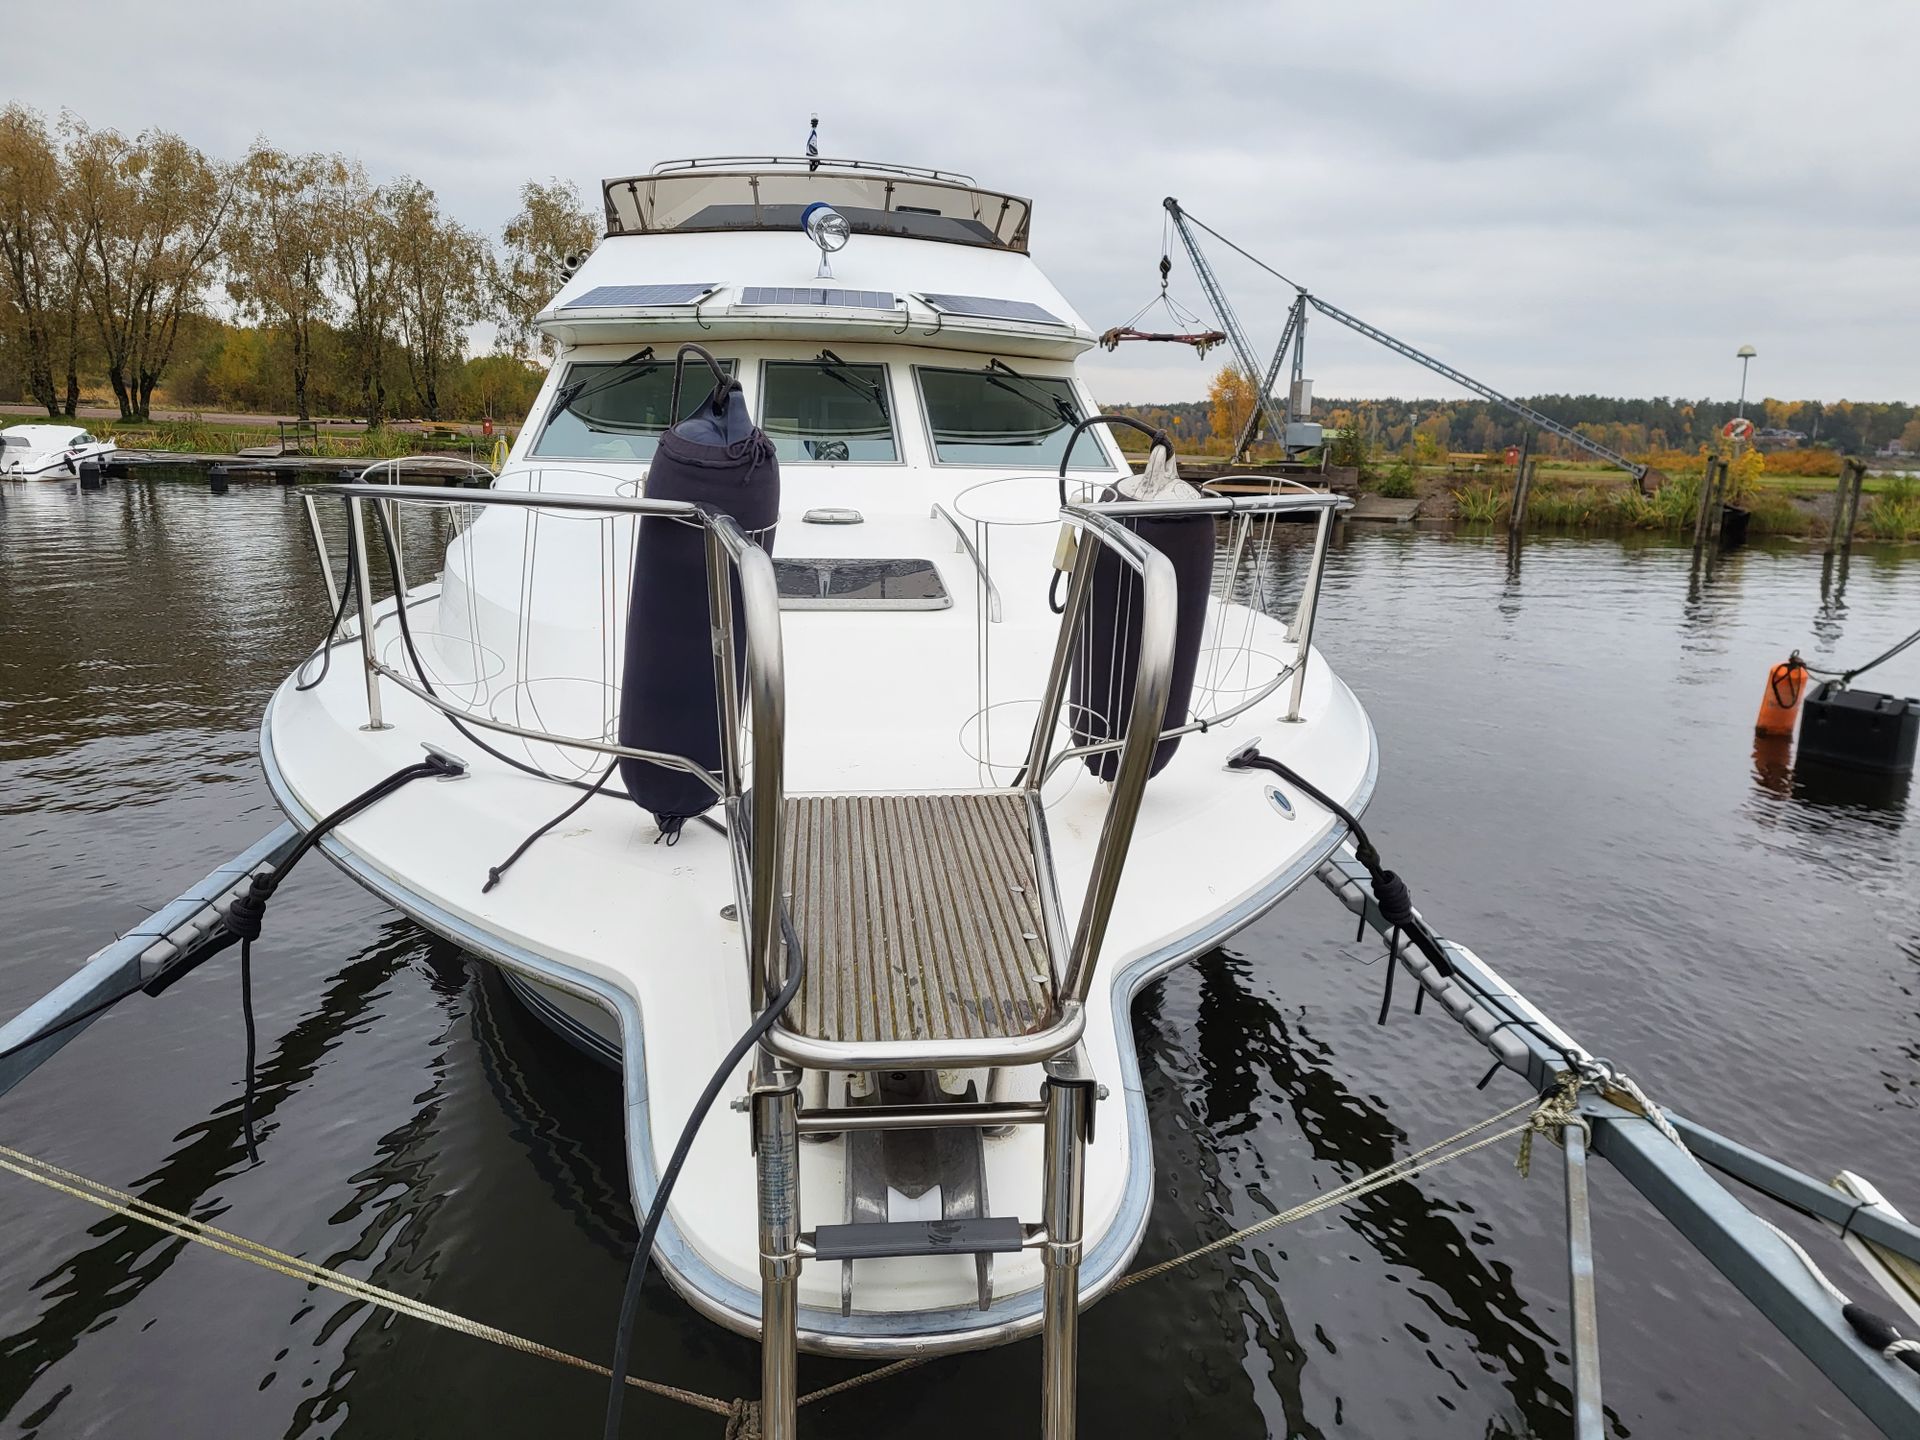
(600, 157), (1033, 253)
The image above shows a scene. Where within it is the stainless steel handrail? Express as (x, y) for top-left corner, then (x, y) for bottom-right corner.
(308, 483), (785, 1006)
(1023, 506), (1179, 1007)
(310, 482), (699, 518)
(930, 503), (1003, 622)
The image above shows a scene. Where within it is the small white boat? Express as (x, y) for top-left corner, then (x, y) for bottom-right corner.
(0, 423), (116, 478)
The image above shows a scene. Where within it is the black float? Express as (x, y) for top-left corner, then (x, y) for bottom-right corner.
(617, 345), (779, 836)
(1797, 682), (1920, 775)
(1058, 416), (1212, 782)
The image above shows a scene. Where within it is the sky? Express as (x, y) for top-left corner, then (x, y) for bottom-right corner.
(14, 1), (1919, 407)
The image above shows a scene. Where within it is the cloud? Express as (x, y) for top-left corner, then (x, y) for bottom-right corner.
(21, 0), (1920, 403)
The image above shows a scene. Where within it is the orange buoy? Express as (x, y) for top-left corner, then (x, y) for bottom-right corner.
(1755, 652), (1809, 738)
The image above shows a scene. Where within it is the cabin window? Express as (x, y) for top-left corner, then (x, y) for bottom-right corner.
(759, 358), (898, 463)
(914, 366), (1108, 468)
(531, 356), (735, 461)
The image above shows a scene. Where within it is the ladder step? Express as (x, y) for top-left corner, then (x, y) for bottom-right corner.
(812, 1217), (1024, 1262)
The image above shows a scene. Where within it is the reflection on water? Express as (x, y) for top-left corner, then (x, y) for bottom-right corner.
(1, 480), (1917, 1438)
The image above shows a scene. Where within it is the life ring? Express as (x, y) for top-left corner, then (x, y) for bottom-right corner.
(1722, 417), (1755, 442)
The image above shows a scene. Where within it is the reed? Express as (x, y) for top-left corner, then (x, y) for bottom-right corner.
(1450, 483), (1507, 524)
(1866, 474), (1920, 540)
(1614, 473), (1701, 530)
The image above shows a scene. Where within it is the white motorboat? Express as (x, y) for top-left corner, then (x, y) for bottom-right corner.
(259, 155), (1369, 1434)
(0, 423), (116, 478)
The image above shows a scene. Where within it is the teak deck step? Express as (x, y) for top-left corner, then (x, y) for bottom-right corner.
(781, 792), (1055, 1046)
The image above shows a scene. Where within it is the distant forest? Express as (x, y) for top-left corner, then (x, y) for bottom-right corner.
(1113, 392), (1920, 461)
(6, 107), (1913, 450)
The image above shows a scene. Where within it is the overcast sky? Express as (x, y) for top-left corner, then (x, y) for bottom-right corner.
(16, 2), (1919, 406)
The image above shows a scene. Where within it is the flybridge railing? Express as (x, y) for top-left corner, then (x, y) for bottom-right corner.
(301, 481), (789, 1012)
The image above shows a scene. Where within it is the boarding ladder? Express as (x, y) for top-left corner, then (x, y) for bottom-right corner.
(731, 506), (1179, 1440)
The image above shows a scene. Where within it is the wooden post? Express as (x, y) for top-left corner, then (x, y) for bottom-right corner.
(1827, 457), (1866, 560)
(1707, 460), (1729, 545)
(1507, 432), (1533, 536)
(1692, 455), (1722, 556)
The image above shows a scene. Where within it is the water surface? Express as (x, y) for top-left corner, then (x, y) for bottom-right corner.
(2, 478), (1916, 1437)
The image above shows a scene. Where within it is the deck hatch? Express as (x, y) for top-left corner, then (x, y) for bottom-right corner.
(919, 293), (1064, 326)
(560, 283), (718, 309)
(773, 557), (950, 610)
(739, 287), (897, 309)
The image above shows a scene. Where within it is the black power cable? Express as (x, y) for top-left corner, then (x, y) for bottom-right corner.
(1226, 744), (1588, 1073)
(601, 870), (806, 1439)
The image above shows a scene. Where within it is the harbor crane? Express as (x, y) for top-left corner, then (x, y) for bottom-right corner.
(1163, 198), (1654, 487)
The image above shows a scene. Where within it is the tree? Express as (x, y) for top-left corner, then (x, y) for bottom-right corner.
(1206, 364), (1257, 455)
(65, 120), (235, 418)
(386, 179), (491, 421)
(226, 145), (346, 420)
(0, 104), (80, 416)
(497, 178), (596, 360)
(326, 163), (399, 428)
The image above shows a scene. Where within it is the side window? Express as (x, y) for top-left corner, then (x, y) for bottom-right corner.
(760, 358), (897, 463)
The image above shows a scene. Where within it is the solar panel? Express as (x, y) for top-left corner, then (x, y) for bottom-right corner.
(920, 293), (1064, 326)
(739, 287), (897, 310)
(562, 283), (716, 309)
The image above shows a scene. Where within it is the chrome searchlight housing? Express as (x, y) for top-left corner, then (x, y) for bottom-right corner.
(801, 202), (850, 277)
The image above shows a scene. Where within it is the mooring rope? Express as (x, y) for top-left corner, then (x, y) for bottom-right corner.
(0, 1144), (735, 1418)
(0, 1079), (1590, 1431)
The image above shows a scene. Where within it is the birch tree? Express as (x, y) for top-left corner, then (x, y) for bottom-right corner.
(227, 144), (345, 420)
(65, 120), (236, 418)
(0, 105), (78, 416)
(326, 163), (398, 428)
(387, 179), (491, 421)
(497, 178), (597, 359)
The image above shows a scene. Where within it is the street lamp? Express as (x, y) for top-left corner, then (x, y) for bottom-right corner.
(1736, 344), (1757, 420)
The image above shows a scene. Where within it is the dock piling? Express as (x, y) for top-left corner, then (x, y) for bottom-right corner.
(1825, 457), (1867, 561)
(1507, 433), (1534, 538)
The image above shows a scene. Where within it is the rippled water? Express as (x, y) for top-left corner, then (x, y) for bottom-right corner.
(2, 477), (1916, 1438)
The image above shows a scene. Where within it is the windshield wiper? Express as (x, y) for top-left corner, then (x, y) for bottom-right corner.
(985, 358), (1078, 428)
(815, 349), (887, 410)
(547, 346), (657, 423)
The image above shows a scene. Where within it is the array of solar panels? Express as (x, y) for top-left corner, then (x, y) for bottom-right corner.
(561, 283), (717, 309)
(558, 284), (1065, 327)
(739, 287), (896, 309)
(919, 293), (1064, 326)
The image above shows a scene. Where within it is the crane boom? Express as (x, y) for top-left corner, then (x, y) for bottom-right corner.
(1163, 198), (1289, 460)
(1163, 198), (1651, 484)
(1303, 295), (1648, 482)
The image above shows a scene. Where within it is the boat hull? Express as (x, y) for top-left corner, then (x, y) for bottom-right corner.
(260, 689), (1378, 1357)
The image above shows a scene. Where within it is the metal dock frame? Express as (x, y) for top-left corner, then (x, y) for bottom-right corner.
(0, 824), (302, 1099)
(1318, 851), (1920, 1438)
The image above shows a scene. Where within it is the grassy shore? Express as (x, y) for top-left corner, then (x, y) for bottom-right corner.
(83, 415), (502, 462)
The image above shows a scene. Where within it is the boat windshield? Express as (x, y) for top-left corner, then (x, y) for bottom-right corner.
(762, 359), (897, 463)
(604, 167), (1031, 252)
(916, 366), (1108, 469)
(532, 358), (734, 461)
